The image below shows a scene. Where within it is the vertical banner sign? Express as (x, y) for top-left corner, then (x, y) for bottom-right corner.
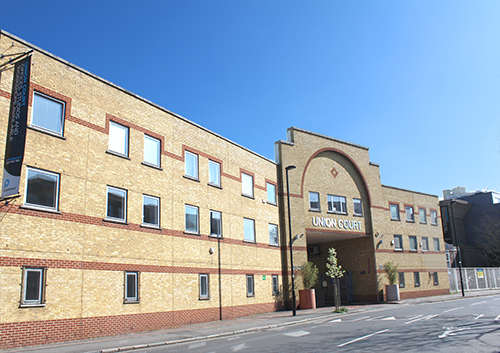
(1, 55), (31, 198)
(440, 204), (453, 244)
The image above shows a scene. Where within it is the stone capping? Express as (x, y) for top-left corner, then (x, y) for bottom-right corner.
(0, 29), (276, 165)
(287, 126), (370, 151)
(381, 184), (438, 198)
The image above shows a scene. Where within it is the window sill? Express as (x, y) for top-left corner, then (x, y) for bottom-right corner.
(327, 211), (347, 216)
(208, 182), (222, 189)
(390, 218), (400, 222)
(183, 174), (200, 182)
(106, 150), (130, 160)
(267, 201), (277, 206)
(184, 230), (200, 236)
(246, 295), (255, 298)
(406, 220), (415, 223)
(393, 248), (404, 252)
(243, 240), (257, 244)
(103, 218), (128, 225)
(28, 125), (66, 139)
(209, 235), (223, 239)
(241, 193), (255, 200)
(431, 223), (438, 226)
(20, 204), (61, 214)
(420, 222), (427, 225)
(141, 161), (162, 170)
(19, 303), (46, 308)
(409, 250), (418, 253)
(140, 224), (162, 230)
(199, 297), (210, 301)
(268, 243), (280, 248)
(123, 300), (140, 304)
(309, 208), (321, 213)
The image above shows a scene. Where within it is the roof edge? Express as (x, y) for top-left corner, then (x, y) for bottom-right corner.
(382, 184), (438, 198)
(288, 127), (370, 151)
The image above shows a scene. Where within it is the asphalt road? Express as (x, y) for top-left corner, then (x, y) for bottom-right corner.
(138, 294), (500, 353)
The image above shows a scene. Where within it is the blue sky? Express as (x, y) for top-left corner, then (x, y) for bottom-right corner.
(2, 1), (499, 197)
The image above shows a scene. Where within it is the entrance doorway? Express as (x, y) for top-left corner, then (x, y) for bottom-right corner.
(316, 272), (353, 307)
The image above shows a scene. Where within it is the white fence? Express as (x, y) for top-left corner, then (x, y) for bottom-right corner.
(448, 267), (500, 293)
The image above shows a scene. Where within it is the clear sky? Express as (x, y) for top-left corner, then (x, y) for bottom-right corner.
(2, 1), (499, 197)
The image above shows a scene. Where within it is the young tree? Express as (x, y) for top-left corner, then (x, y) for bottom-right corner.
(326, 248), (345, 311)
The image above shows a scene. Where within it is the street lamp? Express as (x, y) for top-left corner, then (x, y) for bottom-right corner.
(450, 200), (465, 297)
(285, 165), (297, 316)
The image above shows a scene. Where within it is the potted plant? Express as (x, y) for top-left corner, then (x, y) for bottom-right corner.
(383, 261), (400, 301)
(299, 262), (319, 309)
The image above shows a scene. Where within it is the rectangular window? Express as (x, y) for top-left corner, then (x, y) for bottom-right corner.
(210, 210), (222, 237)
(199, 274), (209, 299)
(433, 272), (439, 286)
(422, 237), (429, 251)
(433, 238), (440, 251)
(269, 223), (279, 246)
(185, 205), (199, 233)
(109, 121), (129, 157)
(409, 236), (417, 251)
(309, 192), (320, 211)
(25, 167), (60, 211)
(405, 206), (414, 222)
(21, 268), (45, 305)
(390, 204), (400, 220)
(414, 272), (420, 287)
(246, 274), (254, 297)
(353, 198), (363, 216)
(241, 173), (254, 198)
(272, 275), (279, 295)
(31, 92), (65, 135)
(142, 195), (160, 227)
(244, 218), (255, 242)
(419, 208), (426, 224)
(208, 160), (221, 187)
(393, 234), (403, 250)
(106, 186), (127, 222)
(398, 272), (405, 288)
(266, 182), (277, 205)
(124, 271), (139, 302)
(328, 195), (347, 214)
(184, 151), (199, 179)
(431, 210), (438, 225)
(144, 135), (160, 167)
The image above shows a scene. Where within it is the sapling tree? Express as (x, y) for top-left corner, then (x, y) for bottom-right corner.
(326, 247), (345, 311)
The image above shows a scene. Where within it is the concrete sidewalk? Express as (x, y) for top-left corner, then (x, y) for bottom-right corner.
(4, 289), (500, 353)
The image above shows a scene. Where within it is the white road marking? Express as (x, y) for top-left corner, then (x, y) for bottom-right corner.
(408, 315), (423, 320)
(474, 314), (484, 320)
(330, 319), (342, 323)
(352, 316), (370, 322)
(444, 306), (463, 313)
(471, 301), (487, 306)
(494, 315), (500, 321)
(492, 298), (500, 301)
(439, 326), (471, 339)
(366, 315), (384, 321)
(189, 341), (207, 349)
(284, 330), (310, 337)
(404, 314), (438, 325)
(382, 317), (396, 321)
(232, 343), (248, 351)
(337, 329), (390, 347)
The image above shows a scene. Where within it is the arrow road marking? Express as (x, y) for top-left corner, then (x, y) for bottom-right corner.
(439, 326), (470, 339)
(338, 329), (390, 347)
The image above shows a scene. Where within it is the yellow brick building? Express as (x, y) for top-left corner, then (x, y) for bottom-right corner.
(0, 30), (448, 349)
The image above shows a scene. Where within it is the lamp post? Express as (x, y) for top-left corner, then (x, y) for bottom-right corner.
(285, 165), (297, 316)
(450, 200), (465, 297)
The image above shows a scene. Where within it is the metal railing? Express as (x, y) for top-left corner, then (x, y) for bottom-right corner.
(448, 267), (500, 292)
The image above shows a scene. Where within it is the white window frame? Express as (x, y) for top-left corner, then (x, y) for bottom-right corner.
(353, 198), (363, 216)
(309, 192), (320, 211)
(394, 234), (403, 251)
(144, 135), (161, 167)
(142, 195), (160, 227)
(246, 274), (254, 297)
(328, 194), (347, 214)
(409, 236), (417, 252)
(244, 218), (255, 242)
(210, 210), (222, 237)
(422, 237), (429, 251)
(106, 186), (127, 222)
(21, 267), (45, 306)
(272, 275), (279, 295)
(433, 238), (440, 251)
(390, 204), (400, 220)
(241, 173), (254, 198)
(266, 182), (277, 205)
(208, 160), (221, 187)
(108, 121), (129, 157)
(199, 274), (209, 300)
(431, 210), (438, 225)
(414, 272), (420, 287)
(433, 272), (439, 286)
(24, 167), (60, 211)
(184, 151), (199, 179)
(269, 223), (279, 246)
(419, 208), (426, 224)
(398, 272), (405, 288)
(405, 206), (414, 222)
(124, 271), (139, 303)
(31, 91), (65, 136)
(185, 205), (199, 234)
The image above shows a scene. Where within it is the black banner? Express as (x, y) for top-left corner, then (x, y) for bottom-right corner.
(440, 204), (453, 244)
(1, 55), (31, 198)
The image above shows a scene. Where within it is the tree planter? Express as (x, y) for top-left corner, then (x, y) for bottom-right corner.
(299, 289), (316, 309)
(385, 284), (400, 301)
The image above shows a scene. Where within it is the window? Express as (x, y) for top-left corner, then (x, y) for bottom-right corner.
(272, 275), (279, 295)
(422, 237), (429, 251)
(433, 238), (440, 251)
(353, 198), (363, 216)
(414, 272), (420, 287)
(124, 271), (139, 303)
(393, 234), (403, 250)
(431, 210), (438, 225)
(199, 274), (209, 300)
(433, 272), (439, 286)
(405, 206), (414, 222)
(210, 210), (222, 237)
(25, 167), (59, 211)
(31, 92), (65, 135)
(208, 160), (221, 187)
(328, 195), (347, 214)
(269, 223), (279, 246)
(246, 274), (254, 297)
(106, 186), (127, 222)
(309, 192), (320, 211)
(108, 121), (129, 157)
(185, 205), (199, 233)
(142, 195), (159, 227)
(241, 173), (253, 198)
(244, 218), (255, 242)
(266, 183), (277, 205)
(409, 236), (417, 251)
(398, 272), (405, 288)
(390, 204), (400, 220)
(21, 267), (45, 306)
(144, 135), (160, 167)
(184, 151), (198, 179)
(419, 208), (426, 224)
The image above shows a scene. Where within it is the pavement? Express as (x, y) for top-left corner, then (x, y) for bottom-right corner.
(4, 289), (500, 353)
